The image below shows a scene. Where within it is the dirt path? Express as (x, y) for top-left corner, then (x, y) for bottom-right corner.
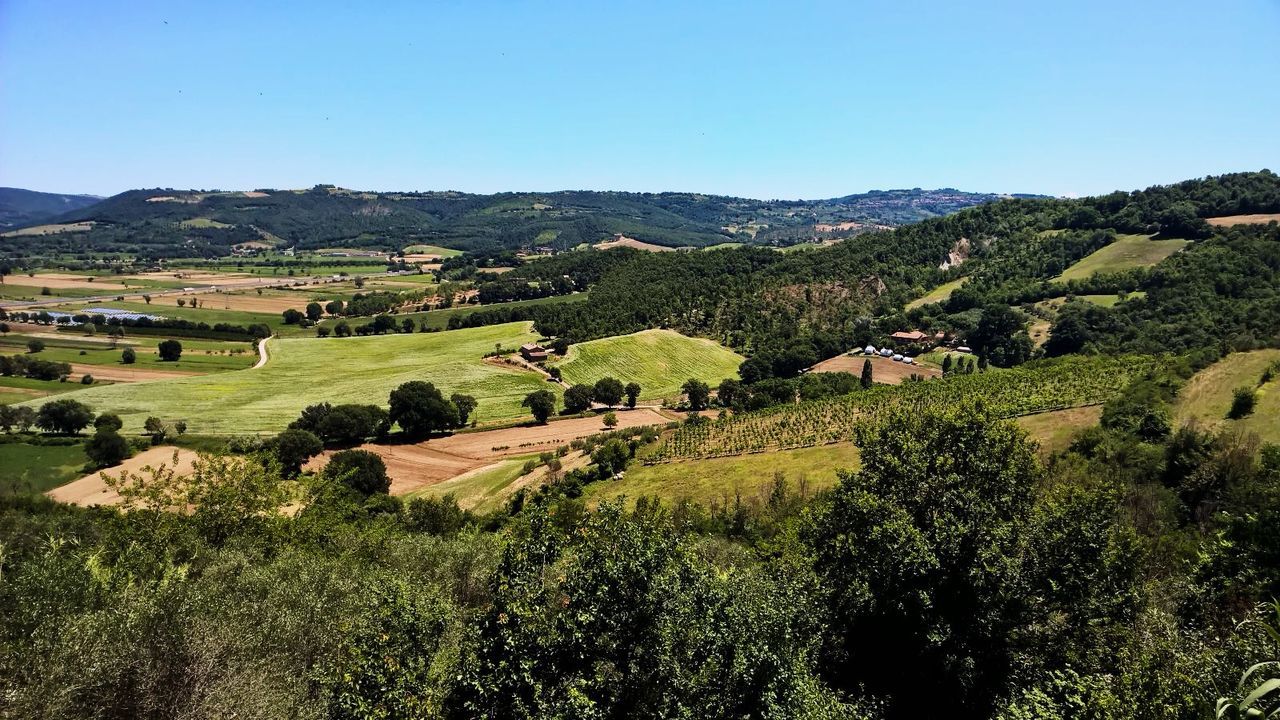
(253, 337), (271, 369)
(47, 446), (199, 507)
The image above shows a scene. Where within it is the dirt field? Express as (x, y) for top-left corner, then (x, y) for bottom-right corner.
(808, 354), (941, 384)
(172, 291), (310, 313)
(70, 363), (200, 383)
(47, 446), (199, 507)
(121, 271), (256, 284)
(9, 274), (132, 291)
(1206, 213), (1280, 226)
(306, 408), (674, 494)
(594, 236), (675, 252)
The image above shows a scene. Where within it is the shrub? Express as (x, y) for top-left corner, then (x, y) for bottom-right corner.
(1229, 386), (1257, 419)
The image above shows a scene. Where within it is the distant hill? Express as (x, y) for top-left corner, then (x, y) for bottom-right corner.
(0, 187), (102, 230)
(4, 185), (1035, 258)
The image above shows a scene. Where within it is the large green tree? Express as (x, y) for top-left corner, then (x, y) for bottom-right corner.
(388, 381), (460, 437)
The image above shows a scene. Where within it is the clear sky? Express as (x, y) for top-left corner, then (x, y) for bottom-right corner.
(2, 0), (1278, 199)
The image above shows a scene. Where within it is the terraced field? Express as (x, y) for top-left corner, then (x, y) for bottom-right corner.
(17, 322), (548, 434)
(550, 329), (744, 401)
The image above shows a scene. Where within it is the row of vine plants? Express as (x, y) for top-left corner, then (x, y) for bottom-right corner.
(647, 354), (1165, 462)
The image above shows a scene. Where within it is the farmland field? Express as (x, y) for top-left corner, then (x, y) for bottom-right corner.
(0, 440), (89, 494)
(17, 322), (549, 434)
(0, 334), (256, 374)
(587, 443), (860, 506)
(1174, 349), (1280, 444)
(550, 329), (744, 400)
(1053, 233), (1189, 282)
(402, 244), (464, 257)
(650, 354), (1162, 462)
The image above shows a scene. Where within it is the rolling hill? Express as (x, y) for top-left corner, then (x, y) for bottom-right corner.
(1, 184), (1031, 258)
(0, 187), (101, 230)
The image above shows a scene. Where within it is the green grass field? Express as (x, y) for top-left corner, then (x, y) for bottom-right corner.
(1054, 234), (1189, 282)
(1, 334), (256, 373)
(1175, 350), (1280, 444)
(18, 322), (548, 434)
(0, 440), (89, 494)
(906, 277), (967, 309)
(364, 293), (589, 331)
(550, 329), (744, 401)
(586, 443), (860, 506)
(51, 300), (308, 336)
(403, 244), (464, 257)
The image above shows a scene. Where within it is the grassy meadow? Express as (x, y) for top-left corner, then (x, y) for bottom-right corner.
(0, 440), (89, 494)
(550, 329), (744, 401)
(0, 334), (257, 373)
(18, 322), (548, 434)
(1175, 349), (1280, 444)
(587, 443), (861, 506)
(906, 277), (967, 309)
(1054, 233), (1189, 282)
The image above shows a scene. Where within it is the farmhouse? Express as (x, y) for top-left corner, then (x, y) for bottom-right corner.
(890, 330), (930, 344)
(520, 343), (549, 362)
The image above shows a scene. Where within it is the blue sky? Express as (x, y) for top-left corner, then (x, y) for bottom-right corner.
(2, 0), (1278, 199)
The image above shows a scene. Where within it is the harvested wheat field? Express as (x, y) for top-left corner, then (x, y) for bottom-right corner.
(808, 354), (941, 384)
(121, 271), (256, 284)
(70, 363), (200, 383)
(10, 274), (131, 291)
(188, 291), (311, 313)
(1206, 213), (1280, 226)
(307, 408), (673, 494)
(47, 446), (199, 507)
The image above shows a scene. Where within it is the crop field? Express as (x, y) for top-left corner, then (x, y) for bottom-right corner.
(17, 322), (548, 434)
(1175, 349), (1280, 444)
(550, 329), (743, 400)
(0, 334), (256, 375)
(402, 244), (463, 257)
(1054, 234), (1189, 282)
(385, 292), (589, 331)
(404, 455), (540, 511)
(587, 443), (860, 506)
(0, 440), (89, 494)
(906, 277), (967, 309)
(649, 354), (1162, 462)
(50, 300), (306, 335)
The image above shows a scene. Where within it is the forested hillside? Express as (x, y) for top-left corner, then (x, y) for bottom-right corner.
(0, 187), (101, 230)
(454, 170), (1280, 378)
(0, 185), (1020, 258)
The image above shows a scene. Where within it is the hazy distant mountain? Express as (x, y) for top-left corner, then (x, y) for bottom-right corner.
(0, 187), (103, 230)
(9, 185), (1041, 258)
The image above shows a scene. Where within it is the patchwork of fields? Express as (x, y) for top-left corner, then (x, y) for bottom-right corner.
(18, 322), (549, 434)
